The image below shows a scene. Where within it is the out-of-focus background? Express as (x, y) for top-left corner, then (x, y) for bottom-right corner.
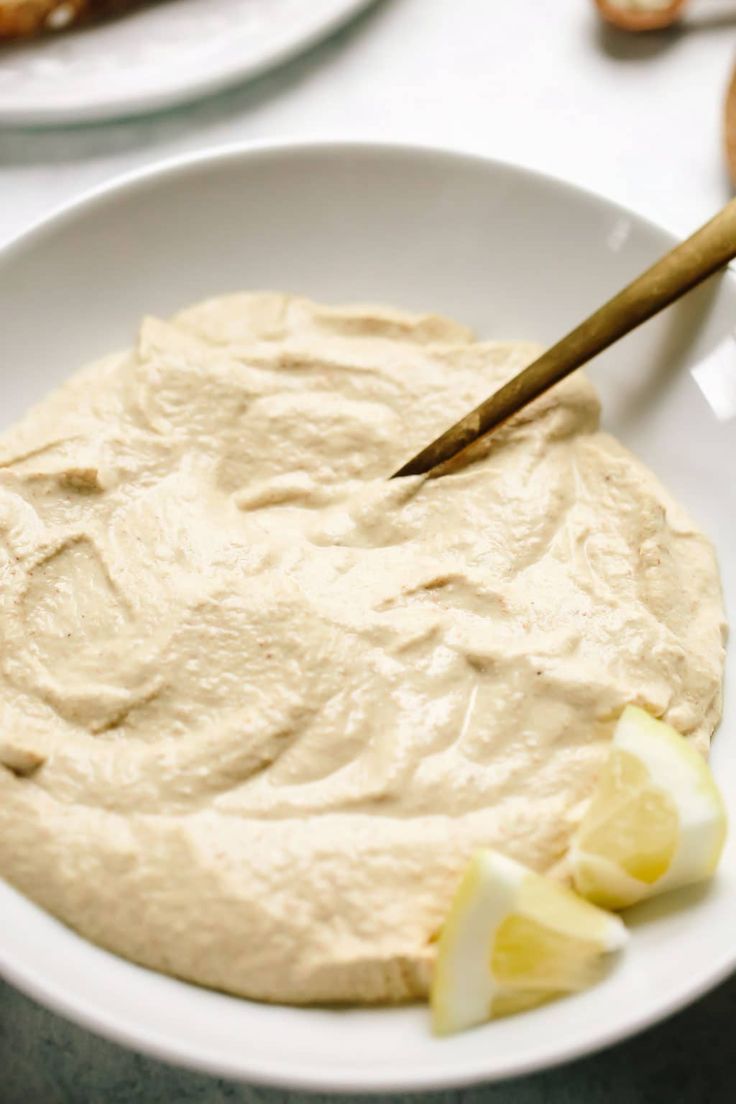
(1, 1), (736, 1100)
(3, 0), (736, 246)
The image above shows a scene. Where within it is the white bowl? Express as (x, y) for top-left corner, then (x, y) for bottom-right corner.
(0, 142), (734, 1094)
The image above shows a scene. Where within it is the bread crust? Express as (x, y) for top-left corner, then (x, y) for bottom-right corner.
(0, 1), (136, 39)
(593, 0), (688, 31)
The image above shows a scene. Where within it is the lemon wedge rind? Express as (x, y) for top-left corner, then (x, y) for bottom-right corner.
(431, 849), (627, 1036)
(570, 705), (727, 910)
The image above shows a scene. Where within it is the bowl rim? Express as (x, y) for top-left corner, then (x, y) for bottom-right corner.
(1, 136), (688, 254)
(0, 138), (734, 1093)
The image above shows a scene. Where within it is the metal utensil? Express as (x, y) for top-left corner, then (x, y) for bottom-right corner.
(393, 197), (736, 479)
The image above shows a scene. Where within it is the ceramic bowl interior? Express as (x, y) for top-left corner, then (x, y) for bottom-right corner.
(0, 143), (734, 1093)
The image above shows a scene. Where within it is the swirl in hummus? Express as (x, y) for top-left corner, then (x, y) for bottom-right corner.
(0, 293), (726, 1004)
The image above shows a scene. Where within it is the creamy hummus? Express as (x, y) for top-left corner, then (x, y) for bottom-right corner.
(0, 294), (725, 1004)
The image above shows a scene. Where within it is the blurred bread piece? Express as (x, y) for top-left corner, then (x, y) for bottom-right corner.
(724, 63), (736, 186)
(594, 0), (688, 30)
(0, 1), (137, 39)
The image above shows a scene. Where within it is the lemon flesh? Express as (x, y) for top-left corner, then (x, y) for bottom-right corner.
(570, 705), (727, 910)
(431, 850), (627, 1035)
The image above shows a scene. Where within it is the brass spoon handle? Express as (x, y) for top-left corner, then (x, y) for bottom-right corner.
(393, 197), (736, 479)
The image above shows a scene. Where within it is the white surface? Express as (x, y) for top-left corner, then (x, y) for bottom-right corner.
(691, 332), (736, 421)
(0, 0), (373, 125)
(0, 142), (734, 1094)
(1, 0), (736, 248)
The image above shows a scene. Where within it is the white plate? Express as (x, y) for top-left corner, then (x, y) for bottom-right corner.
(0, 142), (734, 1093)
(0, 0), (372, 126)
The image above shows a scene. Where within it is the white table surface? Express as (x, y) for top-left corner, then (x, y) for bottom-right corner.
(2, 2), (736, 1101)
(1, 0), (735, 250)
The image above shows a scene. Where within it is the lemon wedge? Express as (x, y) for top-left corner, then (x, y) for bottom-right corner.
(431, 850), (627, 1035)
(570, 705), (727, 910)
